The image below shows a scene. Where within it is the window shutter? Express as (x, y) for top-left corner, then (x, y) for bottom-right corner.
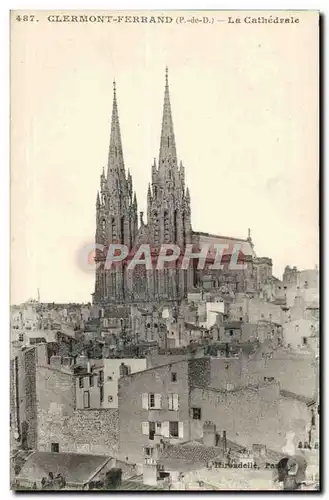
(173, 394), (179, 411)
(162, 421), (169, 438)
(142, 393), (149, 409)
(178, 422), (184, 439)
(168, 394), (173, 410)
(142, 422), (149, 435)
(155, 393), (162, 409)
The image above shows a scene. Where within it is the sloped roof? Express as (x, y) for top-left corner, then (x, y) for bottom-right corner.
(16, 452), (111, 486)
(159, 443), (222, 471)
(158, 438), (284, 472)
(193, 231), (256, 258)
(114, 478), (163, 491)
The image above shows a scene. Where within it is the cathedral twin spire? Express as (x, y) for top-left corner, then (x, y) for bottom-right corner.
(97, 68), (191, 247)
(107, 80), (127, 194)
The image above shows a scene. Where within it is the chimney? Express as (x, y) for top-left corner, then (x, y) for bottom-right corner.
(203, 421), (217, 447)
(36, 343), (48, 365)
(252, 444), (266, 458)
(222, 430), (227, 453)
(143, 459), (159, 486)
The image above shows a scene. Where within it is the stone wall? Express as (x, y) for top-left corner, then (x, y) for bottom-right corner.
(37, 407), (119, 456)
(190, 384), (284, 452)
(36, 363), (119, 456)
(188, 358), (211, 387)
(23, 348), (37, 449)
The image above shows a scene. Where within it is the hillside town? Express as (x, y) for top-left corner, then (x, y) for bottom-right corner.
(10, 70), (320, 491)
(10, 262), (320, 490)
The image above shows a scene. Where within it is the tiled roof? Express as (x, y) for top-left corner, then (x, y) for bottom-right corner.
(16, 452), (111, 485)
(159, 439), (285, 472)
(159, 443), (222, 470)
(114, 480), (163, 491)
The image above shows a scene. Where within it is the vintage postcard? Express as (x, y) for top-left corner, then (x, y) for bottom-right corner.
(10, 10), (319, 491)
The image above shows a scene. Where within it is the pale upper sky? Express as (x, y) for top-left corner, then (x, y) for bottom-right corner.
(11, 10), (319, 304)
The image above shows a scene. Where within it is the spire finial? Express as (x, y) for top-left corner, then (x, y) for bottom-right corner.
(248, 228), (251, 240)
(159, 66), (177, 171)
(107, 78), (126, 187)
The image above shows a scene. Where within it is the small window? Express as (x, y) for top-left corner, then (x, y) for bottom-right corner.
(89, 375), (94, 387)
(311, 410), (316, 427)
(230, 330), (234, 336)
(169, 421), (179, 438)
(171, 372), (177, 382)
(100, 385), (104, 403)
(18, 334), (24, 342)
(108, 395), (113, 403)
(192, 408), (201, 420)
(149, 393), (155, 408)
(107, 376), (113, 381)
(79, 377), (84, 389)
(302, 337), (308, 345)
(145, 447), (152, 457)
(83, 391), (90, 409)
(51, 443), (59, 453)
(156, 422), (162, 432)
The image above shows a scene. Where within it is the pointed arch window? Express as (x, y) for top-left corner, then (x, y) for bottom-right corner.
(174, 210), (178, 243)
(164, 210), (170, 243)
(120, 217), (125, 245)
(153, 211), (159, 245)
(111, 218), (116, 242)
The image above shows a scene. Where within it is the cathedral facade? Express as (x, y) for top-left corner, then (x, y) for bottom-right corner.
(93, 70), (273, 306)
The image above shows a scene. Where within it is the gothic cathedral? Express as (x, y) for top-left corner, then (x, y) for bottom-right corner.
(93, 70), (273, 305)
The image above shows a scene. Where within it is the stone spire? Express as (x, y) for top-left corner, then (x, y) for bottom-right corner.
(159, 67), (177, 177)
(107, 80), (126, 191)
(186, 186), (190, 201)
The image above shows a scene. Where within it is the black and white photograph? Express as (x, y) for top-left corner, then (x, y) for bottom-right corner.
(9, 9), (320, 491)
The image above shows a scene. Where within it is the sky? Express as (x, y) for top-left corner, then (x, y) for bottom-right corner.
(10, 10), (319, 304)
